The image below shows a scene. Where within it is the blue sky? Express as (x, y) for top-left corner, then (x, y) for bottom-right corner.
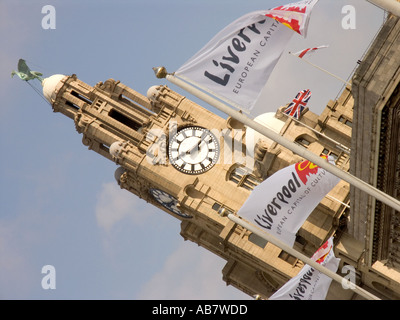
(1, 0), (384, 299)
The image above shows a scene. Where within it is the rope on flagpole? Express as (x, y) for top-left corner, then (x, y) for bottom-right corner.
(289, 52), (351, 85)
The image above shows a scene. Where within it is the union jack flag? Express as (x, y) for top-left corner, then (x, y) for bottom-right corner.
(284, 89), (311, 119)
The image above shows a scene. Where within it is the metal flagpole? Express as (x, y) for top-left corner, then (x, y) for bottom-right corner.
(226, 212), (380, 300)
(154, 67), (400, 214)
(289, 52), (351, 85)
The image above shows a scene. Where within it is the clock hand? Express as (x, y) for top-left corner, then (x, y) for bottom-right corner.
(186, 138), (203, 155)
(176, 140), (199, 159)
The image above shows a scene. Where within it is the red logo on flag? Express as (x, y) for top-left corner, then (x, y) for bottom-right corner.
(313, 238), (333, 264)
(294, 160), (319, 184)
(294, 155), (328, 184)
(265, 5), (307, 34)
(271, 5), (307, 13)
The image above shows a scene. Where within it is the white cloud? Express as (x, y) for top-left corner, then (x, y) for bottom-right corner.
(95, 181), (152, 232)
(137, 241), (251, 300)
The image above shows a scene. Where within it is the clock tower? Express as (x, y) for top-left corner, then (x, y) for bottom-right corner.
(41, 70), (353, 299)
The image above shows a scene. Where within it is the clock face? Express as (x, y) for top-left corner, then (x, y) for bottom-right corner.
(149, 188), (192, 219)
(168, 126), (220, 175)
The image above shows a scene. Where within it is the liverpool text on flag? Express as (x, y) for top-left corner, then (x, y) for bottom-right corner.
(203, 20), (281, 87)
(237, 157), (340, 246)
(269, 237), (340, 300)
(175, 0), (320, 111)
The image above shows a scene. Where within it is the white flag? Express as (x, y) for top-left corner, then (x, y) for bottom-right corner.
(292, 45), (329, 58)
(269, 237), (340, 300)
(175, 0), (319, 112)
(237, 156), (340, 246)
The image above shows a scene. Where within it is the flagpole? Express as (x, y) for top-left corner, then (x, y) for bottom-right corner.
(226, 212), (380, 300)
(289, 52), (351, 85)
(155, 68), (400, 214)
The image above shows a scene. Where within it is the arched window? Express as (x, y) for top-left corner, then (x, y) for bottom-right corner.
(295, 136), (311, 148)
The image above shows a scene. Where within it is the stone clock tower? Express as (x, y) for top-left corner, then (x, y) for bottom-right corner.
(39, 71), (354, 299)
(16, 15), (400, 300)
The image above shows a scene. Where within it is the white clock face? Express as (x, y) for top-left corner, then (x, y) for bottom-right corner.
(149, 188), (192, 219)
(168, 126), (220, 175)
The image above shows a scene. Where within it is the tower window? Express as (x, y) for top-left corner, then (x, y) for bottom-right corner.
(321, 148), (338, 162)
(65, 100), (79, 111)
(212, 202), (222, 212)
(71, 90), (93, 105)
(99, 143), (110, 153)
(338, 115), (352, 128)
(109, 109), (141, 131)
(295, 136), (311, 148)
(211, 202), (233, 215)
(278, 251), (297, 265)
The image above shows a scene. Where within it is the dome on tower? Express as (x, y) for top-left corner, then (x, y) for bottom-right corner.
(246, 112), (285, 146)
(42, 74), (66, 103)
